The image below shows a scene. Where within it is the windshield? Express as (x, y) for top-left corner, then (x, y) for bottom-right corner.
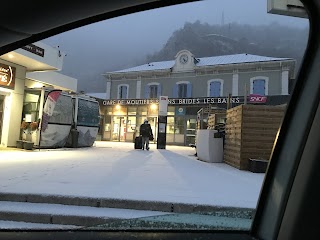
(0, 0), (309, 231)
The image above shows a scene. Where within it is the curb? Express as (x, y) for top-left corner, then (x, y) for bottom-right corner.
(0, 211), (119, 227)
(0, 192), (254, 214)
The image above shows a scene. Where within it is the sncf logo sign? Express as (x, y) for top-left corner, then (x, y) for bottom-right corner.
(249, 94), (267, 103)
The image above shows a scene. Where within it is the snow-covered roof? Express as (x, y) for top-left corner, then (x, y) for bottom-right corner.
(113, 60), (174, 73)
(110, 54), (292, 73)
(196, 54), (291, 66)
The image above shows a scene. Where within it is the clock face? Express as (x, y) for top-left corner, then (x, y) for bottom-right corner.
(179, 54), (189, 64)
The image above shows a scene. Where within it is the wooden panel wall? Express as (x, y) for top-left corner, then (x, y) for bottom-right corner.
(224, 105), (286, 170)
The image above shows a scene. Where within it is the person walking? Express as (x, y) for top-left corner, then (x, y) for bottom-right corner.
(139, 119), (153, 150)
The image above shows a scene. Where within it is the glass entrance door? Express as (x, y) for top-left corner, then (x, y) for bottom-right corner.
(112, 116), (126, 141)
(0, 95), (4, 143)
(147, 117), (157, 143)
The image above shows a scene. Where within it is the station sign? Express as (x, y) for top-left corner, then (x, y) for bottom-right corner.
(101, 97), (242, 106)
(248, 94), (267, 103)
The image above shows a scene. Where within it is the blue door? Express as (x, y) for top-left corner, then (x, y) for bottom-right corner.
(210, 81), (221, 97)
(253, 79), (266, 95)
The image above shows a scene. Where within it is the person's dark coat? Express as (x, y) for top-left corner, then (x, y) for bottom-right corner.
(140, 123), (153, 138)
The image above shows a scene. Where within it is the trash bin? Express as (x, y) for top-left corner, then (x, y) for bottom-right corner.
(16, 140), (23, 148)
(23, 141), (34, 150)
(196, 129), (223, 163)
(71, 129), (79, 148)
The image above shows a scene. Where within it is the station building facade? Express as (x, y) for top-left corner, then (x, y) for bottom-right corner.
(96, 50), (295, 146)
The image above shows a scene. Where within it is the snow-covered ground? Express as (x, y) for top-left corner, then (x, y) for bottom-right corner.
(0, 141), (264, 208)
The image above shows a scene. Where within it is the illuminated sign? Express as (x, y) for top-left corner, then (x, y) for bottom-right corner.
(101, 97), (242, 106)
(0, 63), (16, 90)
(248, 94), (267, 103)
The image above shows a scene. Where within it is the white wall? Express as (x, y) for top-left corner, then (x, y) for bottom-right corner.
(232, 72), (239, 96)
(136, 80), (141, 98)
(26, 71), (77, 92)
(106, 81), (111, 99)
(0, 59), (26, 147)
(15, 41), (64, 71)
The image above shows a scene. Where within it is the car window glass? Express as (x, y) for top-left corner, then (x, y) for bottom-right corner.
(0, 0), (309, 231)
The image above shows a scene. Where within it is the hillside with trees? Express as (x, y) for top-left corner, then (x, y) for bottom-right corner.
(146, 21), (308, 72)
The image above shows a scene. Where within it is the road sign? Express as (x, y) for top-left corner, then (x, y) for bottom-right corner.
(159, 96), (168, 116)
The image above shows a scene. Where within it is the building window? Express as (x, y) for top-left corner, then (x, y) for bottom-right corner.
(252, 80), (265, 95)
(207, 79), (223, 97)
(250, 77), (269, 96)
(178, 84), (187, 98)
(168, 106), (175, 115)
(145, 83), (161, 99)
(118, 84), (129, 99)
(150, 85), (158, 98)
(173, 81), (192, 98)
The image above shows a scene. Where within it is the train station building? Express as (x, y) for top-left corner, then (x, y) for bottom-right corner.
(93, 50), (295, 146)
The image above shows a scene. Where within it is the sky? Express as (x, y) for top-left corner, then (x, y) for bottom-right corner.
(43, 0), (309, 92)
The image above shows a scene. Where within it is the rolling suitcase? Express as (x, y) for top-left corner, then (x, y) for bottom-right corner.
(134, 136), (142, 149)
